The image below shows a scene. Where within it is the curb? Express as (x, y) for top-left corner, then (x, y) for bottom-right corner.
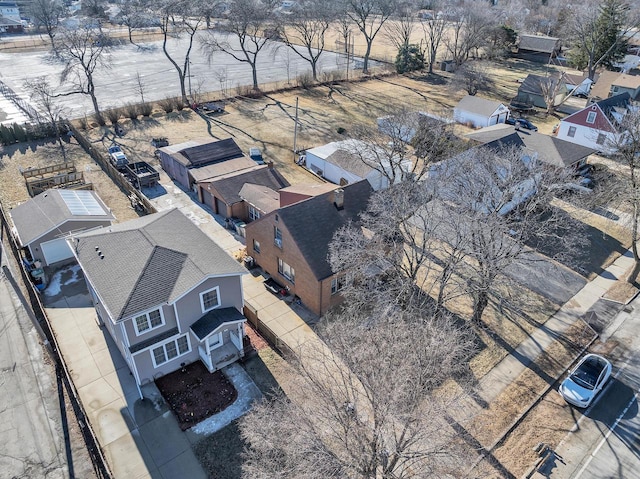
(465, 320), (599, 479)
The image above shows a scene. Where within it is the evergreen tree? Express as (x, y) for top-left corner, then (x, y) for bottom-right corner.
(395, 44), (426, 74)
(568, 0), (629, 77)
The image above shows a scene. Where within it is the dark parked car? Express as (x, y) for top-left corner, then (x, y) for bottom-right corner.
(506, 117), (538, 131)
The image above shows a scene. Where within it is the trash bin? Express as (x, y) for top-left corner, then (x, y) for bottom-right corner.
(244, 256), (255, 269)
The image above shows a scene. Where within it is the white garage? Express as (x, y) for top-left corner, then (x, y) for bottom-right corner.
(41, 237), (73, 265)
(10, 189), (115, 267)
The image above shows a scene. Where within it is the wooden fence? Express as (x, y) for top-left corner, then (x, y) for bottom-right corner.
(67, 123), (157, 215)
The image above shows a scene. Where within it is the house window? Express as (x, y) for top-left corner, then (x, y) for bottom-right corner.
(596, 133), (606, 145)
(331, 275), (346, 295)
(568, 126), (576, 138)
(249, 205), (261, 221)
(200, 286), (221, 313)
(253, 239), (261, 253)
(586, 111), (596, 124)
(278, 258), (295, 283)
(152, 335), (190, 367)
(134, 308), (164, 335)
(274, 226), (282, 248)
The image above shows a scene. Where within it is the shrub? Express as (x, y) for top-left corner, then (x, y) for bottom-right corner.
(124, 103), (140, 120)
(12, 122), (27, 142)
(159, 97), (175, 113)
(296, 72), (314, 89)
(106, 108), (121, 125)
(175, 99), (185, 111)
(139, 102), (153, 117)
(78, 116), (88, 130)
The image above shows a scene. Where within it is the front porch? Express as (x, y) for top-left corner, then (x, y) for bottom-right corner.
(190, 307), (246, 373)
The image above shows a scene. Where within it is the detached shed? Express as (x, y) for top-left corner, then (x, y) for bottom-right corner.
(9, 189), (114, 267)
(453, 96), (510, 128)
(515, 34), (562, 63)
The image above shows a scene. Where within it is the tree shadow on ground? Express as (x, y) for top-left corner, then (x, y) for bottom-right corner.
(526, 207), (627, 279)
(193, 420), (244, 479)
(0, 138), (54, 163)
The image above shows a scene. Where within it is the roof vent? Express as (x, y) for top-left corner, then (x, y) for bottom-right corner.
(99, 253), (105, 259)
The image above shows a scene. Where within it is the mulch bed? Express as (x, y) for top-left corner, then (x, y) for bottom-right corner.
(155, 361), (237, 431)
(244, 322), (269, 351)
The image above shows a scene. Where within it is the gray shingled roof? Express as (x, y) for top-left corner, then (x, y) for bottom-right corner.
(239, 183), (280, 214)
(190, 307), (245, 340)
(465, 124), (595, 168)
(9, 189), (114, 246)
(517, 34), (561, 54)
(204, 165), (290, 205)
(455, 96), (506, 117)
(71, 209), (246, 321)
(518, 74), (562, 97)
(275, 180), (373, 280)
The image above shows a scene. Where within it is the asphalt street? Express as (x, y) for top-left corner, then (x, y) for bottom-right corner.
(0, 31), (356, 120)
(536, 295), (640, 478)
(0, 257), (68, 478)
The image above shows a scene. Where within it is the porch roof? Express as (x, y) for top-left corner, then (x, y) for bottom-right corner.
(190, 307), (246, 341)
(129, 327), (179, 353)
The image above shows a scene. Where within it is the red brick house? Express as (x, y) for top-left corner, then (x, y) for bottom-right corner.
(244, 180), (372, 316)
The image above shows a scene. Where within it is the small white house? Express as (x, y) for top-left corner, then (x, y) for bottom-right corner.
(454, 96), (510, 128)
(303, 139), (412, 191)
(0, 1), (21, 22)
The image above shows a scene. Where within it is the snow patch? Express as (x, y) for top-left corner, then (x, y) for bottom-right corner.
(45, 264), (83, 296)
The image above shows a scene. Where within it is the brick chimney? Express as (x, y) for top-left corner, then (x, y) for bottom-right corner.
(333, 188), (344, 210)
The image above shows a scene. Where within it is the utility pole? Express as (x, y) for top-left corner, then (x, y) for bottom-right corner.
(293, 96), (299, 162)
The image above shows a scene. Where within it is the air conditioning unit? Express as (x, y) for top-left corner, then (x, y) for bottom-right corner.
(274, 238), (282, 248)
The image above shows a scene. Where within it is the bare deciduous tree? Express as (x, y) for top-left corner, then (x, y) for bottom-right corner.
(55, 25), (111, 124)
(158, 0), (205, 106)
(240, 307), (478, 479)
(24, 76), (68, 159)
(427, 145), (580, 323)
(419, 5), (447, 74)
(602, 106), (640, 282)
(27, 0), (65, 50)
(449, 61), (491, 96)
(343, 0), (396, 73)
(280, 0), (336, 82)
(200, 0), (272, 91)
(382, 2), (415, 51)
(444, 3), (495, 67)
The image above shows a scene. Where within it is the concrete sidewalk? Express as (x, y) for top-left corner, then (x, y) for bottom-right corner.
(477, 249), (636, 405)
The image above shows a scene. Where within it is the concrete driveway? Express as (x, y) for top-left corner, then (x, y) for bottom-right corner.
(44, 266), (208, 479)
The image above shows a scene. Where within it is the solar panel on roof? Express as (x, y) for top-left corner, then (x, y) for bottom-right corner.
(180, 138), (243, 167)
(59, 190), (108, 216)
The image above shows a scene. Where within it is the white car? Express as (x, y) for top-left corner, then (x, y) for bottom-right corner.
(560, 354), (612, 408)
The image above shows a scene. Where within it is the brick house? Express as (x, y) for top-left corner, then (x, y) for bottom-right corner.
(244, 180), (373, 316)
